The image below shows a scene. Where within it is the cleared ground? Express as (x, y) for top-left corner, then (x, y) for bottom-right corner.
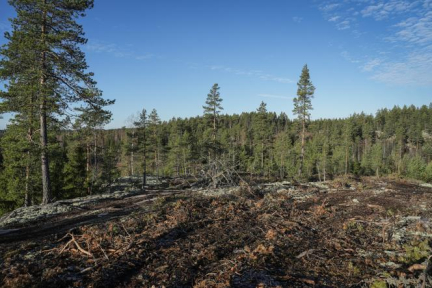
(1, 177), (432, 287)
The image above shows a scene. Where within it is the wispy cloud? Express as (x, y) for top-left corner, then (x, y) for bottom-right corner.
(336, 20), (351, 30)
(135, 54), (155, 60)
(318, 0), (432, 86)
(361, 58), (382, 71)
(319, 2), (354, 31)
(292, 16), (303, 23)
(341, 51), (360, 63)
(372, 51), (432, 85)
(84, 41), (130, 58)
(320, 3), (340, 12)
(328, 16), (340, 22)
(209, 65), (294, 84)
(258, 94), (293, 100)
(391, 12), (432, 45)
(84, 40), (155, 60)
(361, 1), (419, 21)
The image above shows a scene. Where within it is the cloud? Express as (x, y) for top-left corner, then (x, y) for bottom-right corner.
(371, 51), (432, 85)
(361, 1), (419, 21)
(209, 65), (294, 84)
(135, 54), (154, 60)
(319, 1), (354, 31)
(84, 41), (128, 57)
(362, 58), (382, 71)
(258, 94), (293, 100)
(292, 17), (303, 23)
(318, 0), (432, 86)
(320, 3), (340, 12)
(392, 12), (432, 45)
(84, 40), (156, 60)
(341, 51), (360, 63)
(336, 20), (351, 30)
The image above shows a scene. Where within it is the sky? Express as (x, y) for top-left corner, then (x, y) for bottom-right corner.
(0, 0), (431, 129)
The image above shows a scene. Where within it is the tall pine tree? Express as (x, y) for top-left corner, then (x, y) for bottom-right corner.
(293, 64), (315, 178)
(0, 0), (113, 204)
(134, 109), (148, 189)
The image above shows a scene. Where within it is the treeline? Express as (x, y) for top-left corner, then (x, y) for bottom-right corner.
(118, 103), (432, 181)
(1, 101), (432, 215)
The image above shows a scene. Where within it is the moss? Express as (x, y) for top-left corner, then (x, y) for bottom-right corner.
(152, 196), (166, 209)
(370, 280), (387, 288)
(343, 220), (364, 232)
(3, 248), (20, 259)
(399, 239), (430, 264)
(348, 262), (361, 276)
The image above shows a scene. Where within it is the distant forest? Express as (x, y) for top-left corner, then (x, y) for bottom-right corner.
(1, 102), (432, 215)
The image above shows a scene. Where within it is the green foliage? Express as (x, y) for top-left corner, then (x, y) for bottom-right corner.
(293, 64), (315, 122)
(404, 155), (426, 180)
(203, 83), (223, 119)
(62, 144), (87, 198)
(424, 161), (432, 183)
(0, 0), (113, 205)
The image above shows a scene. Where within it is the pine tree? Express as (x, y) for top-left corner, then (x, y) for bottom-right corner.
(293, 64), (315, 178)
(0, 0), (112, 204)
(148, 109), (161, 177)
(73, 107), (112, 194)
(100, 138), (120, 192)
(203, 83), (223, 145)
(134, 109), (148, 189)
(254, 101), (269, 174)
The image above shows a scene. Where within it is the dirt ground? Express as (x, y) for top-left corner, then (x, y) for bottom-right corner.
(1, 177), (432, 287)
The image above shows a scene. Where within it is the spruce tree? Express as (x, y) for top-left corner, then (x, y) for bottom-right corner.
(63, 143), (87, 198)
(0, 0), (112, 204)
(293, 64), (315, 177)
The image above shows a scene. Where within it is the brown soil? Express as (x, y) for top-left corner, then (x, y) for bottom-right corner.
(1, 177), (432, 287)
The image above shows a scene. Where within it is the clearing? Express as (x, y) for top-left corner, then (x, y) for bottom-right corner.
(1, 177), (432, 287)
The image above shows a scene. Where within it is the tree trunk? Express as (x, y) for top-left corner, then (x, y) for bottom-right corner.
(345, 145), (349, 175)
(86, 142), (90, 195)
(213, 109), (216, 141)
(280, 152), (284, 179)
(25, 103), (34, 207)
(24, 150), (31, 207)
(155, 148), (158, 178)
(183, 149), (187, 176)
(142, 129), (146, 190)
(40, 2), (51, 205)
(40, 97), (51, 204)
(93, 133), (98, 194)
(131, 130), (134, 176)
(298, 119), (305, 177)
(323, 157), (326, 182)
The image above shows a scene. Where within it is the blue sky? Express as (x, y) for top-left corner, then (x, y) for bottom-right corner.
(0, 0), (431, 129)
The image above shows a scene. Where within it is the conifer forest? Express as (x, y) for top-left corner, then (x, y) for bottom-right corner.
(1, 1), (432, 287)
